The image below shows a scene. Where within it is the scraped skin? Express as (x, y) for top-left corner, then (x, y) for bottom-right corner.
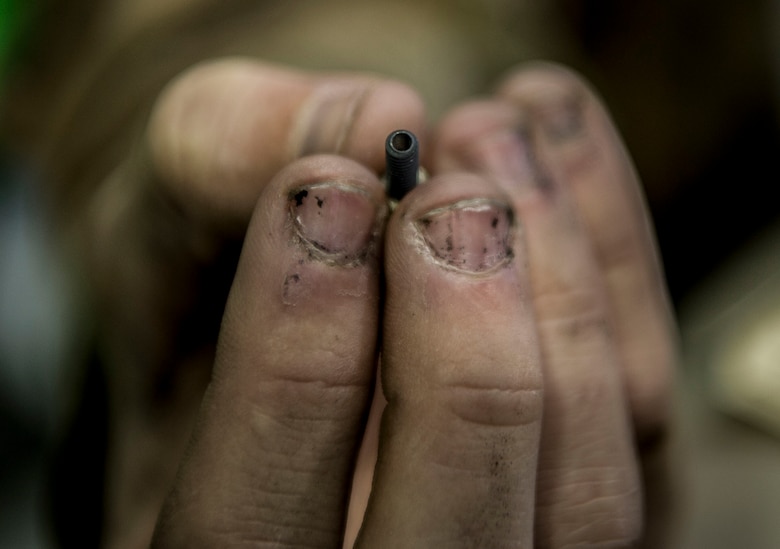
(433, 64), (676, 546)
(89, 60), (425, 548)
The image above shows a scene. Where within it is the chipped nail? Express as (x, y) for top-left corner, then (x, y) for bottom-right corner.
(290, 182), (381, 265)
(416, 199), (514, 273)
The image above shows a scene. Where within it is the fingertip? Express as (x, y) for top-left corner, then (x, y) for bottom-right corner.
(148, 59), (312, 225)
(496, 61), (595, 103)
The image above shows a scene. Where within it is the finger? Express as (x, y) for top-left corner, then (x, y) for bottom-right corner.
(151, 155), (386, 547)
(496, 63), (676, 437)
(90, 62), (424, 543)
(435, 101), (642, 546)
(356, 173), (544, 548)
(147, 57), (426, 228)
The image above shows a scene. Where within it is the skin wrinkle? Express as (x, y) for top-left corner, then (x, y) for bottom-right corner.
(536, 464), (642, 544)
(438, 386), (543, 428)
(289, 82), (374, 159)
(335, 83), (374, 155)
(554, 513), (640, 547)
(536, 464), (637, 495)
(532, 286), (607, 316)
(211, 518), (332, 549)
(244, 376), (370, 422)
(248, 396), (368, 429)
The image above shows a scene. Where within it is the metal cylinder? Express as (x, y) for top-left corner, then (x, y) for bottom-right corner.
(385, 129), (419, 201)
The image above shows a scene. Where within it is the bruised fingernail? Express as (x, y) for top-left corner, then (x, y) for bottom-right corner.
(416, 199), (514, 273)
(292, 84), (370, 157)
(290, 182), (383, 266)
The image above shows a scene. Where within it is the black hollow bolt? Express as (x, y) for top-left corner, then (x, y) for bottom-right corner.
(385, 129), (419, 201)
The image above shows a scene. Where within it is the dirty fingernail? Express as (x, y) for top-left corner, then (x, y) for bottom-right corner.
(293, 84), (369, 157)
(416, 199), (514, 273)
(290, 182), (382, 265)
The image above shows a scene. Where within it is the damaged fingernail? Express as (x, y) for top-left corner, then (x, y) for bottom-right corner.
(290, 182), (382, 265)
(292, 84), (369, 157)
(416, 199), (514, 273)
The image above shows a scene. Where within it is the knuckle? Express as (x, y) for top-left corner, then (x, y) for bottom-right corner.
(597, 226), (644, 275)
(439, 382), (543, 428)
(536, 468), (643, 548)
(535, 286), (612, 352)
(236, 371), (371, 434)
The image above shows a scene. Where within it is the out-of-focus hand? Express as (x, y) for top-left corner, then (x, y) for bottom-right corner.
(430, 64), (677, 547)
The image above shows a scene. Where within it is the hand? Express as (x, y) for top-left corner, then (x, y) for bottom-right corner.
(77, 59), (425, 547)
(138, 63), (676, 548)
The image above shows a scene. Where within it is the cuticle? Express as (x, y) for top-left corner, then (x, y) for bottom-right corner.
(413, 198), (515, 275)
(287, 180), (385, 267)
(414, 197), (513, 223)
(287, 179), (373, 201)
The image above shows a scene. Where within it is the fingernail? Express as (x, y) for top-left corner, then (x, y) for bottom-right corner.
(470, 127), (536, 185)
(454, 123), (552, 196)
(293, 83), (370, 156)
(531, 93), (585, 145)
(290, 182), (382, 265)
(416, 199), (513, 273)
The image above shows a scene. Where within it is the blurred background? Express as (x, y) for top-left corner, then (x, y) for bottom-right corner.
(2, 0), (780, 547)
